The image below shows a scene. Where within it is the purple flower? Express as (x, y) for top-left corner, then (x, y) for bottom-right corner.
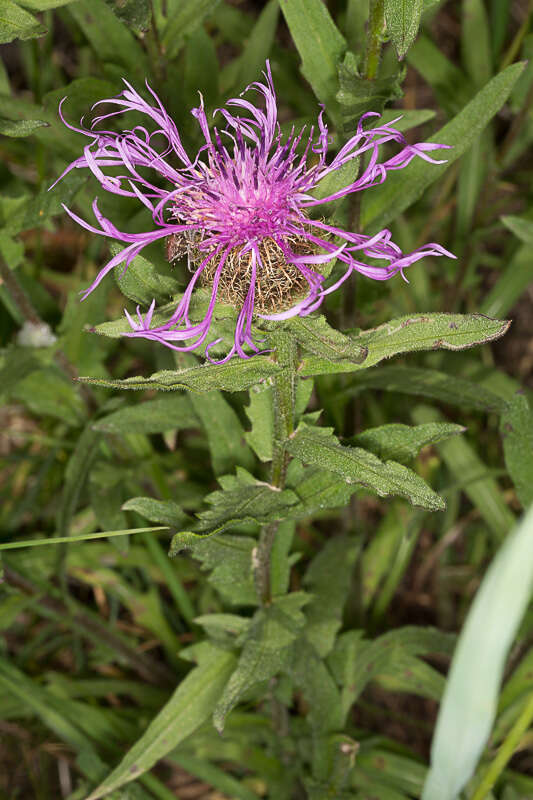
(54, 62), (454, 362)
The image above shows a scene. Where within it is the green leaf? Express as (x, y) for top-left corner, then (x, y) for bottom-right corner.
(303, 535), (361, 657)
(17, 0), (76, 8)
(461, 0), (491, 89)
(384, 0), (424, 60)
(288, 314), (367, 363)
(287, 425), (445, 511)
(0, 527), (167, 550)
(121, 497), (190, 528)
(169, 470), (299, 553)
(329, 627), (455, 720)
(161, 0), (221, 60)
(0, 347), (40, 393)
(337, 50), (404, 124)
(413, 406), (515, 542)
(353, 422), (465, 464)
(480, 244), (533, 319)
(5, 171), (87, 236)
(179, 533), (258, 606)
(0, 116), (48, 136)
(245, 385), (274, 462)
(112, 246), (181, 306)
(422, 504), (533, 800)
(85, 643), (236, 800)
(103, 0), (151, 32)
(0, 0), (45, 43)
(68, 0), (148, 78)
(278, 0), (346, 110)
(501, 214), (533, 245)
(501, 393), (533, 509)
(189, 392), (255, 476)
(407, 35), (472, 117)
(290, 465), (358, 517)
(301, 314), (511, 377)
(11, 366), (86, 425)
(360, 62), (526, 231)
(57, 424), (102, 538)
(346, 365), (508, 414)
(213, 595), (308, 731)
(0, 657), (95, 751)
(236, 0), (279, 87)
(94, 394), (198, 434)
(78, 356), (283, 393)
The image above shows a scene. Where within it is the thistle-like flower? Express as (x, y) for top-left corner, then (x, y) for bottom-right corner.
(55, 62), (453, 361)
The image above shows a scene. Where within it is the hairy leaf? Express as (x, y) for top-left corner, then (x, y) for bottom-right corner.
(352, 422), (465, 463)
(287, 425), (445, 511)
(501, 392), (533, 508)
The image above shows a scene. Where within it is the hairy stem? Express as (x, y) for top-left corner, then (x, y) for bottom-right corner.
(363, 0), (385, 81)
(255, 332), (297, 606)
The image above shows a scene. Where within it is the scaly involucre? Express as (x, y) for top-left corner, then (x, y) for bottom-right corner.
(55, 62), (453, 361)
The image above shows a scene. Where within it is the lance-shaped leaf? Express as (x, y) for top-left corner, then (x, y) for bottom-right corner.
(287, 425), (445, 511)
(213, 594), (309, 731)
(352, 422), (466, 464)
(94, 394), (198, 434)
(85, 643), (236, 800)
(103, 0), (151, 32)
(360, 62), (525, 231)
(169, 470), (300, 554)
(288, 314), (367, 363)
(385, 0), (424, 60)
(279, 0), (346, 113)
(0, 116), (48, 136)
(111, 245), (181, 306)
(0, 1), (46, 44)
(346, 365), (508, 414)
(122, 497), (190, 529)
(79, 356), (283, 393)
(337, 50), (404, 124)
(500, 392), (533, 509)
(182, 534), (258, 606)
(301, 313), (511, 377)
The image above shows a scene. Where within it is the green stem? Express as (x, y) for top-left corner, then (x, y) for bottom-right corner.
(471, 691), (533, 800)
(363, 0), (385, 80)
(255, 333), (297, 606)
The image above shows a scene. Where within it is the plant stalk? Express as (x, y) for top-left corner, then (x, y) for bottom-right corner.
(255, 333), (297, 606)
(363, 0), (386, 81)
(471, 691), (533, 800)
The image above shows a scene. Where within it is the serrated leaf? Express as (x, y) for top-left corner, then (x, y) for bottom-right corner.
(288, 314), (367, 363)
(179, 534), (258, 606)
(337, 50), (404, 125)
(213, 595), (308, 731)
(169, 472), (300, 553)
(0, 116), (48, 136)
(279, 0), (346, 111)
(290, 465), (358, 516)
(287, 425), (445, 511)
(347, 365), (507, 414)
(361, 62), (526, 231)
(79, 356), (283, 393)
(301, 314), (511, 377)
(94, 394), (198, 434)
(122, 497), (190, 528)
(352, 422), (465, 464)
(500, 393), (533, 509)
(385, 0), (423, 60)
(161, 0), (220, 60)
(85, 644), (236, 800)
(111, 245), (181, 306)
(0, 0), (45, 44)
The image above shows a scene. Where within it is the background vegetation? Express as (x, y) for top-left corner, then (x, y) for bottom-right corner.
(1, 1), (533, 798)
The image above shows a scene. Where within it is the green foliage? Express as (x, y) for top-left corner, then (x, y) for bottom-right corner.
(287, 424), (445, 510)
(1, 1), (532, 798)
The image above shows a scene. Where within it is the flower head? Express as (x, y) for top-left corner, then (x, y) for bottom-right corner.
(55, 62), (453, 361)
